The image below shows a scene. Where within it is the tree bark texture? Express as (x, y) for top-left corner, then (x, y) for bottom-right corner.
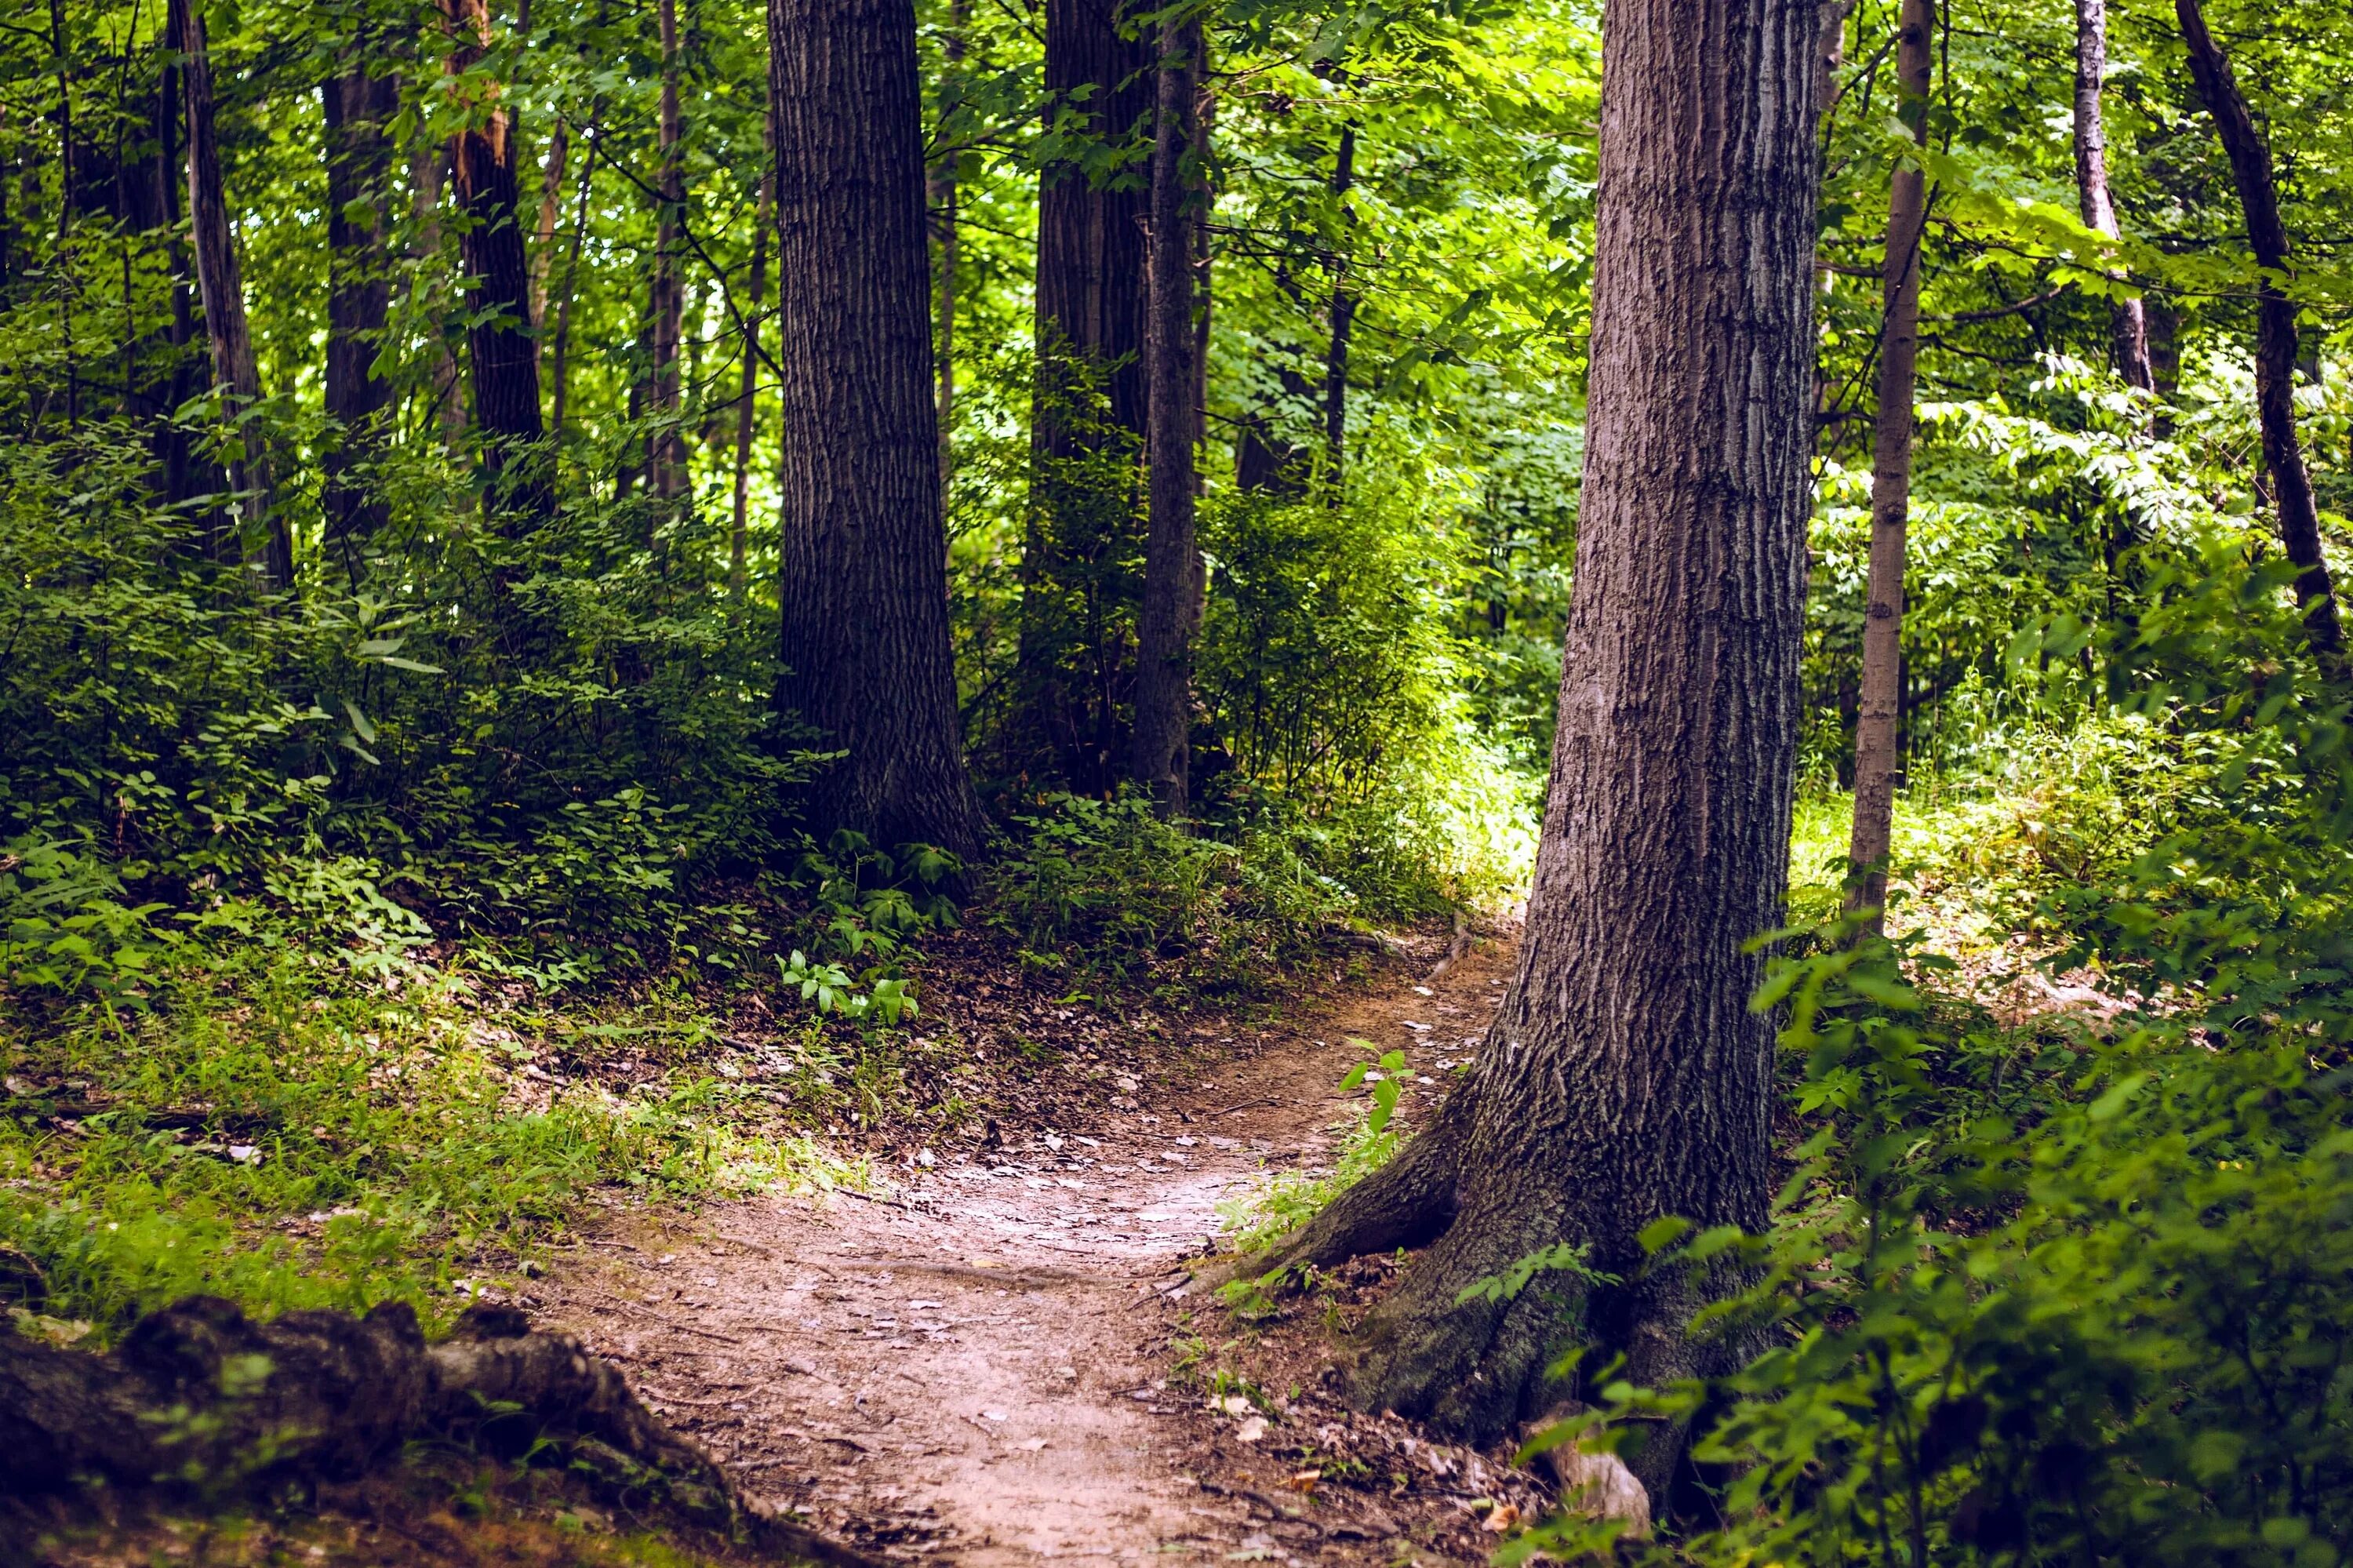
(1842, 0), (1932, 932)
(175, 0), (288, 588)
(2177, 0), (2344, 668)
(322, 54), (399, 563)
(1130, 15), (1202, 816)
(2073, 0), (2152, 393)
(931, 0), (966, 482)
(1239, 0), (1819, 1492)
(0, 1295), (876, 1567)
(444, 0), (550, 527)
(649, 0), (687, 501)
(767, 0), (985, 861)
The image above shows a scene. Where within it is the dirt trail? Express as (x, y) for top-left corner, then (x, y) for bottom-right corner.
(537, 937), (1515, 1563)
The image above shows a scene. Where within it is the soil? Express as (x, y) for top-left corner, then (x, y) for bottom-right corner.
(533, 929), (1556, 1564)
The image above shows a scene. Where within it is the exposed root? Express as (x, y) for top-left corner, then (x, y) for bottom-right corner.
(0, 1295), (877, 1566)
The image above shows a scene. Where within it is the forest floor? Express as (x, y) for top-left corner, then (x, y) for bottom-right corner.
(526, 928), (1555, 1565)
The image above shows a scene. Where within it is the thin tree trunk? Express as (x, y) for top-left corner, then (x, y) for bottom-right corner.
(2177, 0), (2344, 668)
(2073, 0), (2151, 392)
(1322, 116), (1355, 480)
(410, 143), (469, 449)
(175, 0), (288, 587)
(322, 53), (399, 568)
(1237, 0), (1820, 1499)
(649, 0), (686, 501)
(768, 0), (985, 861)
(529, 115), (569, 326)
(730, 167), (772, 599)
(443, 0), (549, 527)
(1843, 0), (1933, 931)
(1131, 13), (1201, 815)
(548, 111), (598, 435)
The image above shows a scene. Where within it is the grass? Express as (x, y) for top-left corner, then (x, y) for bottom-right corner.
(0, 947), (868, 1340)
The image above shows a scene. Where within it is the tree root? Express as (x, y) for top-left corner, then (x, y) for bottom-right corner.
(0, 1295), (877, 1566)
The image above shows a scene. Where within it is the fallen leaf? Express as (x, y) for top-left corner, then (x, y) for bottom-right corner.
(1016, 1438), (1049, 1450)
(1483, 1503), (1521, 1533)
(1287, 1469), (1322, 1492)
(1235, 1416), (1269, 1442)
(982, 1409), (1008, 1421)
(1212, 1395), (1252, 1416)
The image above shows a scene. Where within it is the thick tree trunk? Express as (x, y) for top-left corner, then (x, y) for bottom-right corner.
(1240, 0), (1818, 1497)
(1842, 0), (1932, 931)
(410, 141), (471, 450)
(931, 0), (966, 482)
(175, 0), (288, 588)
(768, 0), (986, 861)
(1015, 0), (1157, 786)
(322, 54), (399, 567)
(2073, 0), (2151, 393)
(1130, 15), (1201, 816)
(2177, 0), (2344, 669)
(443, 0), (549, 527)
(730, 167), (772, 599)
(649, 0), (687, 501)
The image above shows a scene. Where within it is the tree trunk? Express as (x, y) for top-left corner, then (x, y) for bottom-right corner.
(2073, 0), (2151, 392)
(410, 141), (470, 450)
(322, 53), (399, 568)
(443, 0), (549, 527)
(1130, 14), (1201, 816)
(1842, 0), (1932, 932)
(2177, 0), (2344, 668)
(1238, 0), (1819, 1498)
(548, 111), (598, 435)
(730, 166), (772, 599)
(649, 0), (687, 501)
(1015, 0), (1158, 786)
(175, 0), (288, 588)
(1322, 116), (1355, 480)
(768, 0), (986, 861)
(529, 115), (569, 326)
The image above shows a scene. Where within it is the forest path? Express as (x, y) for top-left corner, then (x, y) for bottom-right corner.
(536, 936), (1514, 1564)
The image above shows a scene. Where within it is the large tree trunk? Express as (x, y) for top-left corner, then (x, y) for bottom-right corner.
(2073, 0), (2152, 393)
(322, 53), (399, 569)
(443, 0), (549, 527)
(1014, 0), (1157, 788)
(1236, 0), (1819, 1499)
(1130, 15), (1201, 816)
(648, 0), (687, 502)
(2177, 0), (2344, 669)
(768, 0), (986, 861)
(930, 0), (966, 484)
(1842, 0), (1932, 932)
(175, 0), (289, 588)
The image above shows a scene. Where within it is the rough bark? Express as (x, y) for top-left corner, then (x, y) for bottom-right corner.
(768, 0), (986, 861)
(0, 1296), (875, 1566)
(2073, 0), (2152, 392)
(1130, 15), (1201, 816)
(931, 0), (966, 483)
(409, 140), (470, 450)
(322, 53), (399, 566)
(1843, 0), (1932, 931)
(1235, 0), (1818, 1497)
(2177, 0), (2344, 668)
(649, 0), (687, 502)
(443, 0), (550, 527)
(175, 0), (288, 588)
